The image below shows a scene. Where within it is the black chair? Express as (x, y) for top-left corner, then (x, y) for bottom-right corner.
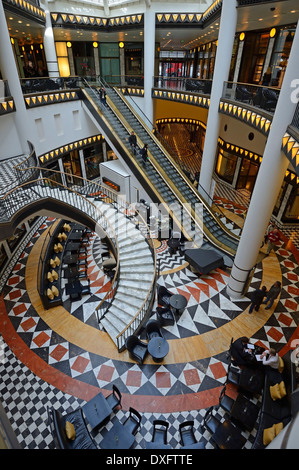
(156, 307), (175, 326)
(80, 279), (91, 295)
(105, 384), (122, 411)
(226, 364), (241, 387)
(261, 87), (278, 111)
(219, 385), (235, 414)
(236, 86), (253, 103)
(123, 407), (142, 435)
(70, 291), (82, 302)
(145, 319), (164, 341)
(125, 335), (148, 365)
(157, 285), (172, 307)
(201, 406), (221, 435)
(179, 420), (197, 447)
(151, 420), (169, 446)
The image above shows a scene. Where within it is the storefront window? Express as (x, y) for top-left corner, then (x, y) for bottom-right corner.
(63, 151), (83, 186)
(283, 185), (299, 222)
(270, 27), (295, 87)
(84, 145), (103, 179)
(42, 161), (62, 186)
(100, 43), (120, 83)
(216, 150), (238, 184)
(237, 159), (259, 192)
(73, 42), (95, 77)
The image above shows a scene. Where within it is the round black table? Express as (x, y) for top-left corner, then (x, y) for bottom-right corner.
(167, 237), (180, 254)
(148, 337), (169, 362)
(170, 294), (187, 315)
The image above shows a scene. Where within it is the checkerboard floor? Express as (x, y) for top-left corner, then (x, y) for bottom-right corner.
(0, 213), (298, 450)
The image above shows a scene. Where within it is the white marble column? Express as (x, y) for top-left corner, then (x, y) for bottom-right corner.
(227, 20), (299, 299)
(0, 0), (34, 153)
(41, 0), (59, 77)
(198, 0), (238, 198)
(143, 7), (155, 125)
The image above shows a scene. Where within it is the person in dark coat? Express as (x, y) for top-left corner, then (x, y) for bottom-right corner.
(230, 336), (256, 367)
(263, 281), (281, 309)
(249, 285), (267, 313)
(140, 144), (148, 165)
(128, 131), (137, 155)
(100, 87), (107, 106)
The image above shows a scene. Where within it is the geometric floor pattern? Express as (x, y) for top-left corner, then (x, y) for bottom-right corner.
(0, 214), (298, 449)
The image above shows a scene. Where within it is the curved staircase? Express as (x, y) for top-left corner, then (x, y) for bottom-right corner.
(92, 199), (156, 350)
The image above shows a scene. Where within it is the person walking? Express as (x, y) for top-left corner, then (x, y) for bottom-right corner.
(140, 143), (148, 166)
(128, 131), (137, 155)
(263, 281), (281, 309)
(266, 225), (280, 255)
(100, 87), (107, 106)
(249, 285), (267, 313)
(261, 221), (275, 248)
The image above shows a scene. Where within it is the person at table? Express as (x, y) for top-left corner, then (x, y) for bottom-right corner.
(260, 347), (282, 384)
(249, 285), (267, 313)
(230, 336), (257, 367)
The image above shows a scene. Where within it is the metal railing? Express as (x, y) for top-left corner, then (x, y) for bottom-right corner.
(20, 76), (81, 94)
(153, 76), (212, 94)
(223, 81), (280, 114)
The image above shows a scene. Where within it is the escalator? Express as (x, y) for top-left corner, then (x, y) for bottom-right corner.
(81, 81), (239, 263)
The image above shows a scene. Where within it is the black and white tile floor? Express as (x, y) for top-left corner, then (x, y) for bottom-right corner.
(0, 212), (298, 450)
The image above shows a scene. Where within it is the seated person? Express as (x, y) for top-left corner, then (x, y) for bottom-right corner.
(230, 336), (257, 367)
(260, 347), (282, 384)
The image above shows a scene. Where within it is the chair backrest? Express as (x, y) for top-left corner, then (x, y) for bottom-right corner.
(145, 319), (163, 339)
(179, 420), (196, 446)
(125, 335), (138, 349)
(152, 419), (169, 444)
(123, 407), (142, 435)
(106, 384), (122, 411)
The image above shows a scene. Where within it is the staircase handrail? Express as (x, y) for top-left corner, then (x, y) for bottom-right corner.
(11, 161), (157, 337)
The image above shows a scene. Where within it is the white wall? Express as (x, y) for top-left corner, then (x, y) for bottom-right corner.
(27, 100), (100, 157)
(0, 114), (24, 160)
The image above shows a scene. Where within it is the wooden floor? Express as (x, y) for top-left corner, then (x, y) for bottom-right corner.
(26, 219), (282, 365)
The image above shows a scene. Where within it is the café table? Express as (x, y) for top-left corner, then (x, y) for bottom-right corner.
(212, 420), (246, 449)
(65, 279), (81, 296)
(167, 237), (180, 254)
(82, 392), (113, 431)
(239, 367), (264, 395)
(169, 294), (187, 315)
(181, 442), (206, 449)
(100, 420), (135, 449)
(145, 442), (172, 450)
(147, 336), (169, 362)
(68, 232), (82, 241)
(66, 242), (80, 252)
(64, 254), (78, 265)
(64, 266), (79, 279)
(230, 394), (260, 431)
(184, 248), (223, 275)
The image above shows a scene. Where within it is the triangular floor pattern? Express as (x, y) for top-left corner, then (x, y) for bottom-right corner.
(0, 217), (298, 449)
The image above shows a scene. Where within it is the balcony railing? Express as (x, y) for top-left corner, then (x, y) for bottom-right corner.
(20, 76), (81, 94)
(222, 81), (280, 114)
(153, 76), (212, 94)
